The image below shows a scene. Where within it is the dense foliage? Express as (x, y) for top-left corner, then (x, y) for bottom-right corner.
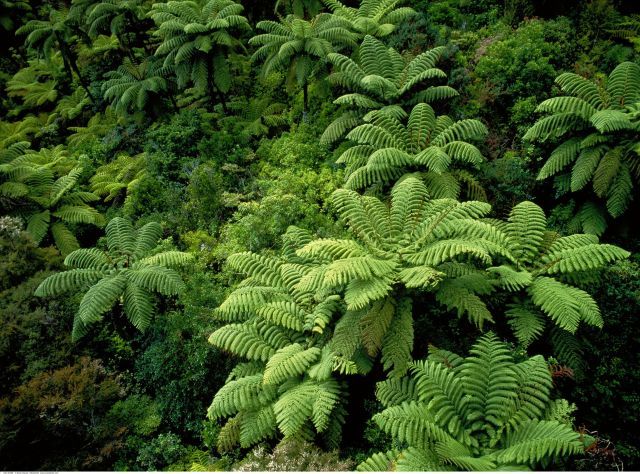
(1, 0), (639, 471)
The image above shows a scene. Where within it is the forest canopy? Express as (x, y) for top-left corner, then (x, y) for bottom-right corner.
(1, 0), (639, 471)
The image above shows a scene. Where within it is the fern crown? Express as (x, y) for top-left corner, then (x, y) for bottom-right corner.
(34, 217), (192, 339)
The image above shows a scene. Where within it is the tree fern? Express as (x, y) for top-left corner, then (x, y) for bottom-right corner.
(322, 35), (459, 145)
(250, 13), (357, 113)
(338, 103), (487, 198)
(487, 200), (628, 369)
(34, 217), (192, 339)
(90, 153), (147, 204)
(102, 57), (172, 114)
(323, 0), (416, 39)
(1, 145), (104, 255)
(359, 333), (589, 471)
(526, 61), (640, 232)
(150, 0), (250, 106)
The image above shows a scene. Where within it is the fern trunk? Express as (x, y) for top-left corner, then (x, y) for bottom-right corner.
(56, 32), (95, 103)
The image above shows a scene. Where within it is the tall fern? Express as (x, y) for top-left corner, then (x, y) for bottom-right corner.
(208, 226), (349, 451)
(339, 103), (487, 199)
(487, 201), (629, 371)
(34, 217), (192, 339)
(323, 0), (416, 39)
(525, 61), (640, 234)
(322, 35), (459, 145)
(250, 12), (357, 113)
(150, 0), (250, 105)
(1, 145), (104, 255)
(359, 333), (589, 471)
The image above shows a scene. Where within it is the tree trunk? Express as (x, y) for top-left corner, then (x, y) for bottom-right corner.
(302, 82), (309, 121)
(56, 32), (95, 102)
(168, 91), (180, 113)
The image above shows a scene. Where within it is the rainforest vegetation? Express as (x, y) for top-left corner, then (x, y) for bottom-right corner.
(1, 0), (640, 471)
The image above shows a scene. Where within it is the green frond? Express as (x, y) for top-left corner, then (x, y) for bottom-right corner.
(357, 449), (400, 471)
(381, 297), (413, 377)
(523, 113), (580, 142)
(51, 222), (81, 256)
(64, 248), (110, 269)
(505, 304), (546, 347)
(239, 405), (277, 448)
(505, 201), (547, 264)
(376, 376), (418, 408)
(537, 139), (580, 180)
(606, 61), (640, 107)
(127, 265), (185, 296)
(541, 244), (630, 274)
(35, 269), (105, 297)
(76, 273), (128, 327)
(495, 420), (583, 465)
(373, 401), (456, 446)
(106, 216), (136, 255)
(123, 283), (154, 331)
(137, 251), (193, 268)
(410, 359), (468, 443)
(528, 276), (602, 332)
(263, 344), (321, 385)
(208, 373), (277, 419)
(360, 298), (395, 356)
(554, 72), (604, 108)
(209, 323), (286, 362)
(460, 333), (518, 426)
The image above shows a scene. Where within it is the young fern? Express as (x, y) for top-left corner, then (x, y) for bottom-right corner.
(359, 333), (590, 471)
(34, 217), (192, 339)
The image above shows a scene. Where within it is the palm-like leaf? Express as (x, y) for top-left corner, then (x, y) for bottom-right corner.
(35, 216), (192, 339)
(526, 61), (640, 232)
(360, 334), (588, 471)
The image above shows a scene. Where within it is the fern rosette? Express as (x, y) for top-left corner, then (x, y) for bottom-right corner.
(35, 217), (192, 339)
(150, 0), (250, 98)
(359, 333), (589, 471)
(322, 35), (459, 145)
(207, 226), (350, 451)
(486, 201), (629, 371)
(337, 102), (488, 198)
(526, 61), (640, 234)
(323, 0), (416, 40)
(0, 145), (104, 255)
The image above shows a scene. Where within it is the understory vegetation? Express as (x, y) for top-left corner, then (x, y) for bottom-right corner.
(1, 0), (639, 471)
